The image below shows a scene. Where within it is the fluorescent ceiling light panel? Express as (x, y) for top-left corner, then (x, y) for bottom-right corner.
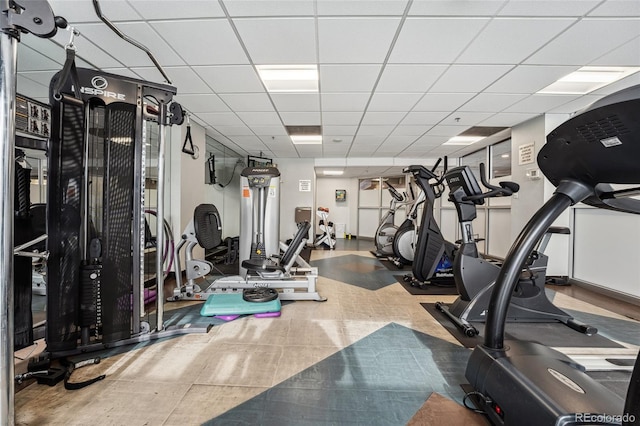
(444, 136), (484, 145)
(323, 170), (344, 175)
(257, 65), (319, 92)
(538, 67), (640, 95)
(291, 135), (322, 145)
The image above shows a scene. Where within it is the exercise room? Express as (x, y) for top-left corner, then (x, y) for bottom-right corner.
(4, 1), (640, 425)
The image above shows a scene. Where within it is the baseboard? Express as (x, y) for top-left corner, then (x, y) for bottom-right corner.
(569, 278), (640, 307)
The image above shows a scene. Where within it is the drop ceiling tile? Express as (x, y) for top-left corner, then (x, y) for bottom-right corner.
(321, 93), (371, 111)
(231, 135), (263, 145)
(413, 93), (476, 111)
(412, 135), (449, 146)
(131, 67), (209, 92)
(592, 72), (640, 95)
(236, 111), (282, 125)
(224, 0), (315, 16)
(130, 0), (224, 18)
(587, 0), (640, 16)
(318, 0), (408, 15)
(458, 93), (529, 112)
(320, 65), (382, 92)
(233, 18), (316, 64)
(457, 18), (575, 64)
(17, 44), (63, 72)
(17, 75), (49, 100)
(174, 94), (230, 112)
(49, 0), (137, 23)
(323, 125), (359, 135)
(368, 93), (423, 112)
(322, 144), (350, 153)
(503, 94), (580, 113)
(440, 112), (494, 126)
(377, 65), (448, 92)
(77, 22), (186, 68)
(295, 145), (324, 156)
(101, 68), (147, 80)
(21, 26), (127, 69)
(480, 112), (539, 127)
(322, 112), (363, 125)
(280, 112), (322, 124)
(408, 1), (504, 16)
(547, 95), (601, 113)
(193, 66), (264, 93)
(389, 125), (431, 137)
(353, 133), (387, 149)
(525, 18), (640, 65)
(430, 65), (514, 92)
(323, 136), (354, 144)
(270, 94), (320, 112)
(378, 136), (416, 149)
(427, 124), (471, 137)
(389, 18), (489, 63)
(486, 65), (578, 94)
(251, 126), (289, 136)
(360, 112), (406, 125)
(400, 111), (449, 125)
(591, 36), (640, 66)
(318, 18), (400, 63)
(357, 125), (395, 137)
(212, 125), (255, 136)
(151, 20), (248, 65)
(195, 112), (245, 127)
(259, 135), (292, 144)
(589, 0), (640, 17)
(219, 93), (275, 111)
(498, 1), (601, 16)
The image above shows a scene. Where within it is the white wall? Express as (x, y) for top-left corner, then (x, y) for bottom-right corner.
(510, 114), (570, 275)
(316, 177), (358, 237)
(274, 158), (316, 241)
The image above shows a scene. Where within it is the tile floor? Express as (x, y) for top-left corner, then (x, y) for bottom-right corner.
(14, 239), (640, 425)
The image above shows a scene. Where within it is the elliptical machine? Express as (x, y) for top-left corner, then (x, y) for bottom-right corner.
(373, 182), (413, 258)
(435, 164), (595, 337)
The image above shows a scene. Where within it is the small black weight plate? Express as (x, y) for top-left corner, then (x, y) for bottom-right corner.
(242, 288), (278, 303)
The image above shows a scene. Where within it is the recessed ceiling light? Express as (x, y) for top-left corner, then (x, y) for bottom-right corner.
(443, 136), (484, 145)
(323, 170), (344, 175)
(256, 65), (318, 93)
(291, 135), (322, 145)
(538, 66), (640, 95)
(501, 153), (509, 158)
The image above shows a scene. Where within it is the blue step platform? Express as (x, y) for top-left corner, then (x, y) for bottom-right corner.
(200, 293), (281, 319)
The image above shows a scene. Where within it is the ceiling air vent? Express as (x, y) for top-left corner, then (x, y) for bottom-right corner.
(459, 126), (508, 137)
(285, 125), (322, 136)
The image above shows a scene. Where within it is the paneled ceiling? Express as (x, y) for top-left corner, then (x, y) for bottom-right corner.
(16, 0), (640, 171)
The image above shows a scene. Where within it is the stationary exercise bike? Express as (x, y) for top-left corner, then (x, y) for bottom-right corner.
(372, 182), (412, 258)
(435, 164), (595, 337)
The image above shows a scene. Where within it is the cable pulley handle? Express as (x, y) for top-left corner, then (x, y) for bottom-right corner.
(181, 115), (195, 156)
(52, 45), (83, 104)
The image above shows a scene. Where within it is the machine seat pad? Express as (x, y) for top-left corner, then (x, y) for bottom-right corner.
(242, 258), (286, 272)
(194, 204), (222, 250)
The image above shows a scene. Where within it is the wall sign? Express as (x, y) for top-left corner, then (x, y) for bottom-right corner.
(299, 180), (311, 192)
(335, 189), (346, 202)
(519, 142), (535, 165)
